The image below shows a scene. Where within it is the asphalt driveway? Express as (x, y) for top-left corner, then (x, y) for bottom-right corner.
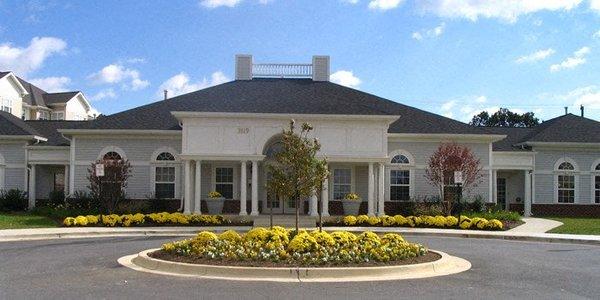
(0, 235), (598, 299)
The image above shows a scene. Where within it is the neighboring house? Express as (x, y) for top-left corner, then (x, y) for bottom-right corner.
(0, 71), (95, 121)
(0, 55), (598, 217)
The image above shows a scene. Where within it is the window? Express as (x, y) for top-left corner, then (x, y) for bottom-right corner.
(557, 161), (575, 203)
(391, 155), (409, 164)
(496, 178), (506, 206)
(51, 112), (64, 120)
(155, 152), (176, 199)
(215, 167), (234, 199)
(390, 170), (410, 201)
(333, 168), (352, 200)
(38, 111), (49, 120)
(1, 97), (12, 113)
(54, 173), (65, 192)
(103, 151), (122, 161)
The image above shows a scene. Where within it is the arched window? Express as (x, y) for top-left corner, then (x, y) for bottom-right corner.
(103, 151), (122, 161)
(154, 152), (176, 199)
(389, 152), (413, 201)
(391, 154), (410, 164)
(556, 159), (576, 204)
(156, 152), (175, 161)
(264, 141), (283, 160)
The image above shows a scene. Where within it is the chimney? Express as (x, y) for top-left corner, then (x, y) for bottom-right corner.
(235, 54), (253, 80)
(312, 55), (330, 81)
(163, 90), (168, 100)
(580, 105), (584, 117)
(564, 106), (568, 115)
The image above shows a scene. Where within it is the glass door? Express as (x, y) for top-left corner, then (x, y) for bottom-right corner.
(497, 178), (506, 209)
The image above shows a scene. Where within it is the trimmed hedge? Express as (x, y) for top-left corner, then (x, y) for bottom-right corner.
(62, 212), (252, 227)
(327, 214), (504, 230)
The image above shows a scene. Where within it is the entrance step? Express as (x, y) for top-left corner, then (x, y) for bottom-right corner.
(252, 215), (316, 228)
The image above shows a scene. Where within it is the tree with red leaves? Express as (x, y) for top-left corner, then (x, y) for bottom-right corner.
(425, 143), (483, 215)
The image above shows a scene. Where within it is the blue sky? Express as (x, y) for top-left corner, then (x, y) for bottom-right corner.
(1, 0), (599, 121)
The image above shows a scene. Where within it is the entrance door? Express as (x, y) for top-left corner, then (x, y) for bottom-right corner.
(263, 170), (301, 215)
(497, 177), (507, 209)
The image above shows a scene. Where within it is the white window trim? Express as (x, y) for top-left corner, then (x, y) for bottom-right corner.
(330, 166), (355, 201)
(149, 148), (180, 199)
(387, 149), (415, 201)
(212, 164), (237, 200)
(553, 157), (579, 204)
(0, 153), (5, 191)
(51, 111), (65, 120)
(591, 159), (600, 205)
(97, 146), (127, 161)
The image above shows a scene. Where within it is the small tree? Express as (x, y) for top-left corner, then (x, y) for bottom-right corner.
(88, 158), (132, 214)
(267, 120), (327, 232)
(424, 143), (483, 215)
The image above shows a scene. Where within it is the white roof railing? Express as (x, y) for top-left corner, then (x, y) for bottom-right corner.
(252, 63), (313, 78)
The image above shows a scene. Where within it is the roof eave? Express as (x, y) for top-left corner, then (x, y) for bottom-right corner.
(0, 135), (47, 142)
(388, 133), (506, 142)
(171, 111), (401, 124)
(523, 141), (600, 149)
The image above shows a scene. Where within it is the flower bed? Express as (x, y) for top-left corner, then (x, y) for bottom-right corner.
(154, 227), (433, 267)
(325, 215), (505, 231)
(62, 212), (252, 227)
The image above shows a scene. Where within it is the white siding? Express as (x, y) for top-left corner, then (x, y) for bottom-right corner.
(0, 143), (27, 191)
(0, 76), (24, 118)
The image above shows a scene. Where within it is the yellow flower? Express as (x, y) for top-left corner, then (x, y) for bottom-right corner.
(445, 216), (458, 227)
(343, 215), (357, 225)
(195, 231), (218, 245)
(310, 230), (335, 246)
(367, 216), (380, 226)
(63, 217), (76, 226)
(288, 232), (318, 253)
(356, 215), (369, 224)
(85, 215), (99, 225)
(220, 230), (242, 242)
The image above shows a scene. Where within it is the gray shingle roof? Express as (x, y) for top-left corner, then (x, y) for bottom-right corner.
(0, 71), (10, 79)
(86, 78), (483, 134)
(0, 111), (41, 137)
(26, 120), (91, 146)
(484, 127), (536, 151)
(524, 113), (600, 143)
(43, 92), (80, 105)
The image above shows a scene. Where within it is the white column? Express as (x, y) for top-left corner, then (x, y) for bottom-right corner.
(377, 163), (385, 216)
(183, 160), (191, 214)
(64, 165), (69, 196)
(28, 164), (36, 209)
(524, 170), (532, 217)
(240, 161), (247, 216)
(491, 169), (497, 204)
(251, 160), (259, 216)
(322, 176), (329, 217)
(310, 192), (318, 217)
(194, 160), (202, 214)
(367, 163), (375, 216)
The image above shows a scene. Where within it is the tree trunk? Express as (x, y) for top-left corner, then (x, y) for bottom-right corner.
(295, 192), (299, 232)
(270, 194), (275, 228)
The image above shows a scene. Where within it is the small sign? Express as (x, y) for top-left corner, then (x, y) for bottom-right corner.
(454, 171), (463, 184)
(95, 164), (105, 177)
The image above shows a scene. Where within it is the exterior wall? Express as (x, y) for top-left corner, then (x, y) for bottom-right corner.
(73, 136), (182, 199)
(497, 170), (524, 204)
(65, 95), (89, 120)
(0, 76), (24, 118)
(387, 140), (491, 202)
(533, 148), (600, 204)
(182, 116), (390, 159)
(0, 142), (27, 191)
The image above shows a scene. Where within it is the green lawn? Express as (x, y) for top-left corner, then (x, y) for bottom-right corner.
(547, 217), (600, 235)
(0, 213), (58, 230)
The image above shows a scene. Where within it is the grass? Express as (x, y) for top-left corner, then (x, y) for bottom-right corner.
(0, 212), (58, 229)
(547, 217), (600, 235)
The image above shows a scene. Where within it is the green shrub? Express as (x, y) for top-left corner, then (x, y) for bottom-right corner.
(0, 189), (28, 211)
(464, 210), (521, 222)
(47, 190), (65, 206)
(65, 191), (99, 210)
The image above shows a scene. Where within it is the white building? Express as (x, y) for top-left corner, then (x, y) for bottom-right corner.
(1, 55), (599, 217)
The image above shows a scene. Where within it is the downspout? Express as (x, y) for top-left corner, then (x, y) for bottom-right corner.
(178, 121), (185, 212)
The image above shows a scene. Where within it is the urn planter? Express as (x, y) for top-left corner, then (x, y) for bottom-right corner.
(206, 197), (225, 214)
(341, 199), (361, 215)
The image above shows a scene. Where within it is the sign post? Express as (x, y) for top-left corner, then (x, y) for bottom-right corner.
(95, 164), (105, 177)
(454, 171), (463, 227)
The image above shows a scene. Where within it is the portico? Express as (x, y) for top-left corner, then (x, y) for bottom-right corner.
(173, 111), (397, 216)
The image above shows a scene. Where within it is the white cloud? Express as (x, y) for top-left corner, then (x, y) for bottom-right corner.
(550, 46), (590, 72)
(330, 70), (361, 88)
(515, 48), (555, 63)
(158, 71), (230, 98)
(438, 95), (530, 122)
(0, 37), (66, 76)
(441, 100), (456, 111)
(412, 22), (446, 41)
(342, 0), (359, 4)
(368, 0), (404, 11)
(88, 63), (149, 91)
(593, 30), (600, 39)
(90, 88), (117, 101)
(475, 96), (487, 103)
(28, 76), (71, 92)
(420, 0), (582, 23)
(200, 0), (242, 8)
(591, 0), (600, 12)
(555, 85), (600, 110)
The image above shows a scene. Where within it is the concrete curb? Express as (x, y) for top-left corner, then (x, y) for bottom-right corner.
(118, 248), (471, 282)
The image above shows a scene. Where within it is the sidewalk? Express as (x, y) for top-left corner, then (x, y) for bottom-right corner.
(0, 219), (597, 245)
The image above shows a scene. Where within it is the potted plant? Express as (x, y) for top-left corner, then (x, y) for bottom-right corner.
(341, 192), (361, 215)
(206, 191), (225, 215)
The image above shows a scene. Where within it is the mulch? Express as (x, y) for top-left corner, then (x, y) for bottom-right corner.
(148, 250), (441, 268)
